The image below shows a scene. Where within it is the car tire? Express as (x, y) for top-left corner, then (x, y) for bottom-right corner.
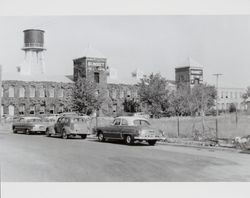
(125, 135), (134, 145)
(80, 134), (87, 139)
(45, 128), (51, 137)
(13, 128), (17, 134)
(148, 140), (157, 146)
(25, 129), (30, 135)
(62, 130), (68, 139)
(98, 132), (105, 142)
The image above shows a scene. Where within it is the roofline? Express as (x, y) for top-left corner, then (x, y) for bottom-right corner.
(23, 29), (45, 33)
(175, 66), (203, 70)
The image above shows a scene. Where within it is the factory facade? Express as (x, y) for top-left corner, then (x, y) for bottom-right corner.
(1, 29), (246, 117)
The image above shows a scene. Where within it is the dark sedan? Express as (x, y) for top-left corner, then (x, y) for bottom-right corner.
(94, 116), (165, 145)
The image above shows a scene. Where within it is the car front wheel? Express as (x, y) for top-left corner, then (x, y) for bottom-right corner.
(80, 134), (87, 139)
(125, 135), (134, 145)
(45, 128), (51, 137)
(25, 129), (30, 135)
(98, 132), (105, 142)
(148, 140), (157, 146)
(62, 130), (68, 139)
(13, 127), (17, 133)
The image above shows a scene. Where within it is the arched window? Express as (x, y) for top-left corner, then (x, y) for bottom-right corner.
(39, 106), (45, 114)
(19, 87), (25, 97)
(8, 105), (14, 116)
(19, 104), (25, 115)
(58, 105), (64, 113)
(30, 86), (35, 98)
(1, 86), (3, 97)
(39, 87), (45, 98)
(58, 89), (64, 98)
(49, 105), (55, 114)
(126, 90), (131, 98)
(8, 86), (14, 97)
(1, 105), (3, 116)
(30, 106), (35, 115)
(112, 90), (116, 99)
(120, 90), (124, 98)
(49, 88), (54, 98)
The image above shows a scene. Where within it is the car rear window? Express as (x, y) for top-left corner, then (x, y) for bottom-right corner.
(71, 118), (88, 123)
(133, 120), (150, 126)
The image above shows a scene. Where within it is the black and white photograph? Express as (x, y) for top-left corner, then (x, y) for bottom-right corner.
(1, 0), (250, 197)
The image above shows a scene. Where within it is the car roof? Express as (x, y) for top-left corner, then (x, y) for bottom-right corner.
(115, 116), (148, 122)
(22, 117), (41, 119)
(61, 115), (90, 119)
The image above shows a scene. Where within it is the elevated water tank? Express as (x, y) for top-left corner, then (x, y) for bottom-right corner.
(23, 29), (45, 50)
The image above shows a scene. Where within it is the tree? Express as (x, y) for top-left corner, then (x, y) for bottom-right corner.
(123, 98), (141, 113)
(137, 73), (169, 117)
(72, 77), (106, 115)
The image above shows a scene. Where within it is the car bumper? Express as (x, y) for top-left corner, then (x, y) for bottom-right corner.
(69, 130), (91, 135)
(134, 136), (166, 141)
(30, 127), (46, 132)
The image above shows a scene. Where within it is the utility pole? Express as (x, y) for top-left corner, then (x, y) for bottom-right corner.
(213, 73), (223, 142)
(0, 65), (2, 124)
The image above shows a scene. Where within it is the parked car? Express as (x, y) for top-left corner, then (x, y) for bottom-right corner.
(45, 115), (92, 139)
(93, 116), (165, 146)
(12, 116), (47, 134)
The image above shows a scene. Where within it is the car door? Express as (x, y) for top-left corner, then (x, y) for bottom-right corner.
(54, 117), (64, 134)
(120, 118), (134, 138)
(105, 118), (122, 139)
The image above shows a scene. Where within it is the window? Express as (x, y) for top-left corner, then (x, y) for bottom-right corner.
(121, 119), (128, 126)
(39, 87), (45, 98)
(120, 90), (124, 98)
(225, 92), (228, 99)
(113, 119), (121, 126)
(235, 92), (237, 99)
(49, 105), (55, 114)
(39, 106), (45, 114)
(8, 86), (14, 97)
(112, 90), (116, 99)
(19, 87), (25, 98)
(49, 88), (54, 98)
(94, 72), (100, 83)
(8, 105), (14, 116)
(58, 89), (64, 98)
(30, 86), (35, 97)
(230, 92), (233, 99)
(19, 105), (25, 115)
(1, 86), (3, 97)
(221, 91), (224, 98)
(30, 106), (35, 115)
(58, 105), (64, 113)
(126, 90), (131, 97)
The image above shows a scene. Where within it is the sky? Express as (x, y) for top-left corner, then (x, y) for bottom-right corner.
(0, 15), (250, 88)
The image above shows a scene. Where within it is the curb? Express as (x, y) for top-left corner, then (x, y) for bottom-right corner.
(157, 141), (239, 153)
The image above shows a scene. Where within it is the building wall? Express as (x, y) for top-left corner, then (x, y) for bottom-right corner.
(1, 80), (74, 116)
(217, 87), (246, 111)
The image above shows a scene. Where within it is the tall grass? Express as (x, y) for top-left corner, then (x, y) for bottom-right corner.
(94, 113), (250, 139)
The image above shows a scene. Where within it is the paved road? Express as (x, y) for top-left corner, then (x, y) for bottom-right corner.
(0, 131), (250, 182)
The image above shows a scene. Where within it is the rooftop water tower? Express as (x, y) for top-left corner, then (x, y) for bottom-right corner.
(21, 29), (46, 75)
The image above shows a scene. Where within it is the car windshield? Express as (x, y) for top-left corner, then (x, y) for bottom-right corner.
(133, 119), (150, 126)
